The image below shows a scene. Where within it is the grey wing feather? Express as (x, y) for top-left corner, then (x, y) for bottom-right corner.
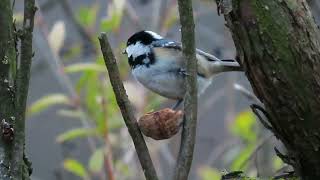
(152, 39), (242, 74)
(152, 39), (226, 62)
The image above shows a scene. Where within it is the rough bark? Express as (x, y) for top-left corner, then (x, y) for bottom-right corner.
(224, 0), (320, 179)
(173, 0), (198, 179)
(0, 0), (36, 179)
(0, 0), (19, 177)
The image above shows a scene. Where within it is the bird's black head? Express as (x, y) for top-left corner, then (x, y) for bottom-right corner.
(124, 31), (162, 69)
(126, 30), (163, 47)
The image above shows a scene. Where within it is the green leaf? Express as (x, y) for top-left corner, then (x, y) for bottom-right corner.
(62, 44), (82, 60)
(198, 166), (221, 180)
(48, 21), (65, 54)
(101, 13), (122, 31)
(77, 4), (99, 27)
(76, 72), (91, 92)
(63, 159), (89, 179)
(272, 156), (284, 170)
(13, 13), (24, 24)
(144, 94), (165, 111)
(231, 110), (257, 142)
(57, 109), (84, 119)
(108, 116), (125, 130)
(231, 144), (255, 171)
(64, 63), (105, 73)
(115, 161), (131, 176)
(88, 148), (104, 173)
(27, 94), (69, 116)
(162, 6), (178, 30)
(100, 0), (125, 31)
(57, 128), (96, 143)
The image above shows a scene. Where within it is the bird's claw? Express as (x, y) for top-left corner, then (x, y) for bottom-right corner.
(179, 69), (190, 76)
(171, 99), (183, 110)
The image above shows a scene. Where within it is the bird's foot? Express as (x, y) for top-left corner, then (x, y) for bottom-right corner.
(171, 99), (183, 110)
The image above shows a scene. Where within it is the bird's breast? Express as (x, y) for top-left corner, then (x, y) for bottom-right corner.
(131, 60), (185, 99)
(131, 57), (212, 99)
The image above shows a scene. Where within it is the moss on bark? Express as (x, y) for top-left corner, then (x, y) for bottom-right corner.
(0, 0), (36, 179)
(225, 0), (320, 179)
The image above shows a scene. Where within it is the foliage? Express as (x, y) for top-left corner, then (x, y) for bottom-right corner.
(27, 0), (161, 179)
(27, 94), (69, 116)
(198, 167), (221, 180)
(231, 110), (257, 142)
(28, 0), (289, 179)
(230, 110), (257, 171)
(56, 128), (97, 143)
(88, 148), (104, 173)
(64, 159), (89, 180)
(197, 109), (285, 180)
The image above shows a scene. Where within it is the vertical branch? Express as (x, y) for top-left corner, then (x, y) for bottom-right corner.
(98, 33), (159, 180)
(17, 0), (37, 121)
(173, 0), (198, 179)
(15, 0), (37, 179)
(56, 0), (96, 54)
(0, 0), (18, 178)
(0, 0), (36, 179)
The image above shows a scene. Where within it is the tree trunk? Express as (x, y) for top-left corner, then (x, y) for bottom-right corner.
(0, 0), (36, 179)
(223, 0), (320, 179)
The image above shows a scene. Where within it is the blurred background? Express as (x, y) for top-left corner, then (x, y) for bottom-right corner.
(12, 0), (320, 180)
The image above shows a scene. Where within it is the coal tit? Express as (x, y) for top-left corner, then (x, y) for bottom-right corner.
(123, 31), (242, 108)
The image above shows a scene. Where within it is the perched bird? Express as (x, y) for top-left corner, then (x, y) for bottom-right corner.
(123, 30), (242, 108)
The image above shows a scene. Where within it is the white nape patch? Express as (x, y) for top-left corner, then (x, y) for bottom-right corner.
(145, 31), (163, 39)
(126, 41), (150, 58)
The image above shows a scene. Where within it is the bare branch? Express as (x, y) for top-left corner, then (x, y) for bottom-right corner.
(98, 33), (159, 180)
(173, 0), (198, 179)
(14, 0), (37, 178)
(0, 0), (36, 178)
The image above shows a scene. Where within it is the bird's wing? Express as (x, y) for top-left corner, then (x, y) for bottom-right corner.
(152, 39), (242, 77)
(152, 39), (224, 60)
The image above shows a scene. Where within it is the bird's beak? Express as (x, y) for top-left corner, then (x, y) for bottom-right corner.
(122, 49), (127, 55)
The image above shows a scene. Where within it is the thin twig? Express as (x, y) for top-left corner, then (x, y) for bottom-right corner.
(173, 0), (198, 179)
(238, 135), (273, 170)
(98, 33), (159, 180)
(233, 83), (261, 104)
(123, 2), (142, 29)
(273, 165), (292, 176)
(101, 96), (115, 180)
(250, 104), (273, 131)
(205, 139), (238, 166)
(273, 171), (296, 180)
(57, 0), (96, 54)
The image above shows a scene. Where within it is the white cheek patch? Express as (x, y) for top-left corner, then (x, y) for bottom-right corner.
(126, 42), (150, 58)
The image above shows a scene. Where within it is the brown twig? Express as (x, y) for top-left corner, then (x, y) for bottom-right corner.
(173, 0), (198, 179)
(98, 32), (159, 180)
(57, 0), (96, 54)
(101, 96), (115, 180)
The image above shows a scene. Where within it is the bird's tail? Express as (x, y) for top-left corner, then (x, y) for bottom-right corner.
(207, 59), (242, 75)
(195, 49), (243, 77)
(220, 59), (243, 72)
